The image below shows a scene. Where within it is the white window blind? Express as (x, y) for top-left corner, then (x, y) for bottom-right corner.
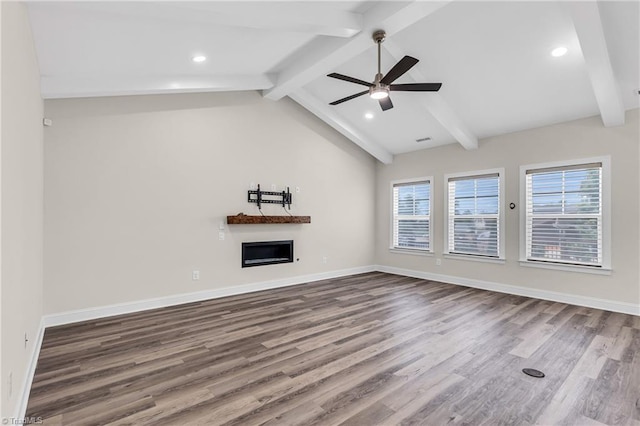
(525, 163), (602, 267)
(447, 174), (500, 257)
(392, 180), (430, 251)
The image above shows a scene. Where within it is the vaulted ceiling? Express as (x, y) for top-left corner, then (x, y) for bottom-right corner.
(27, 1), (639, 163)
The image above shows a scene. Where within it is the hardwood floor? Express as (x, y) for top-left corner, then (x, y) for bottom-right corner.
(27, 272), (640, 425)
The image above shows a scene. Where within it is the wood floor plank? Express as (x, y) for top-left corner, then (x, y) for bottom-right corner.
(262, 401), (327, 426)
(25, 272), (639, 425)
(381, 372), (466, 423)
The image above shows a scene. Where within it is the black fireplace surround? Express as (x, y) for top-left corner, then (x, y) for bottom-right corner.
(242, 240), (294, 268)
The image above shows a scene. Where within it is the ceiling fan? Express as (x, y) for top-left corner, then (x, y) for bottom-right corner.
(327, 30), (442, 111)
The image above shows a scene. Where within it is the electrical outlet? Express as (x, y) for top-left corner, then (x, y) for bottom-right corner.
(322, 256), (328, 264)
(436, 258), (442, 266)
(295, 186), (300, 193)
(271, 184), (277, 191)
(219, 231), (225, 241)
(249, 182), (256, 190)
(192, 270), (200, 281)
(219, 221), (225, 231)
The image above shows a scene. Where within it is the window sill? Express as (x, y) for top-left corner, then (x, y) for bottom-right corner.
(389, 248), (434, 257)
(519, 260), (612, 276)
(443, 253), (505, 265)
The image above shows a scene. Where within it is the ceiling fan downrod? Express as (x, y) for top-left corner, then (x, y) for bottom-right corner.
(371, 30), (389, 99)
(373, 30), (385, 78)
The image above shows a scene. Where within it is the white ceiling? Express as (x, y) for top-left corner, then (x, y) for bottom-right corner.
(27, 1), (639, 163)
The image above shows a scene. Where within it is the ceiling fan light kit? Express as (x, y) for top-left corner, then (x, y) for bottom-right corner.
(327, 30), (442, 111)
(370, 86), (389, 100)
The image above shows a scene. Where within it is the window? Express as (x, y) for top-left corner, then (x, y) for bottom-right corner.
(391, 178), (432, 251)
(445, 170), (503, 258)
(521, 158), (610, 270)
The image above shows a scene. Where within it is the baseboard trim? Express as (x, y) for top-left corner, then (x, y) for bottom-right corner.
(16, 318), (45, 422)
(375, 265), (640, 316)
(43, 265), (376, 328)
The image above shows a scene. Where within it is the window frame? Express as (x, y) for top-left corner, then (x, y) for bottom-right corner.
(443, 168), (505, 261)
(389, 177), (433, 254)
(519, 156), (611, 274)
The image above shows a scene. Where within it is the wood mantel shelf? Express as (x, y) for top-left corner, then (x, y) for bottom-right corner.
(226, 213), (311, 225)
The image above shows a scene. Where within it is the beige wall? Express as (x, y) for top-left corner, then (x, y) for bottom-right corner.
(43, 92), (376, 314)
(376, 110), (640, 306)
(41, 96), (640, 314)
(1, 2), (44, 418)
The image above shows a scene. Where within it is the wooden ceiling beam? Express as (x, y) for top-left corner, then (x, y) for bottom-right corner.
(566, 1), (625, 127)
(263, 1), (452, 101)
(289, 88), (394, 164)
(382, 40), (478, 150)
(50, 2), (362, 38)
(41, 74), (274, 99)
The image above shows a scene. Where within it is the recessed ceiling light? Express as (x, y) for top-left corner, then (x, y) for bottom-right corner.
(550, 47), (568, 57)
(365, 112), (374, 119)
(192, 55), (207, 63)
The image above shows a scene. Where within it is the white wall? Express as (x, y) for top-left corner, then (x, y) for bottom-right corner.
(43, 92), (376, 315)
(376, 110), (640, 308)
(1, 2), (4, 416)
(1, 2), (44, 419)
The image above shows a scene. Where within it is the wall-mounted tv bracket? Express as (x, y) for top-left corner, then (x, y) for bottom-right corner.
(248, 184), (292, 210)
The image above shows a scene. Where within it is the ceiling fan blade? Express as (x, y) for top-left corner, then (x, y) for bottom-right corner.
(390, 83), (442, 92)
(329, 90), (369, 105)
(380, 56), (419, 85)
(379, 96), (393, 111)
(327, 73), (372, 87)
